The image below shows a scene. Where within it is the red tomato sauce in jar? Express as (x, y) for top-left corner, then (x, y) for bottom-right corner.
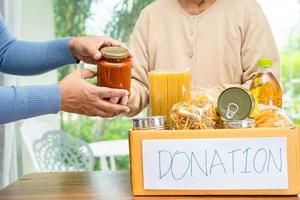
(97, 47), (132, 93)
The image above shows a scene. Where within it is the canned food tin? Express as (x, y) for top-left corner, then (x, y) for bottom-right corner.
(223, 118), (256, 129)
(218, 87), (256, 120)
(132, 116), (166, 130)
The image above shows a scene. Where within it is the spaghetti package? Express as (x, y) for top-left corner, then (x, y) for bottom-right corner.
(149, 70), (191, 116)
(169, 94), (222, 130)
(250, 104), (293, 128)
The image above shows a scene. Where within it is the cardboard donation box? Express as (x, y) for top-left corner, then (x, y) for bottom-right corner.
(129, 127), (300, 196)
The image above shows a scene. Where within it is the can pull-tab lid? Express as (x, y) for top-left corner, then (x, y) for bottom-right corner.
(226, 103), (239, 119)
(217, 87), (255, 120)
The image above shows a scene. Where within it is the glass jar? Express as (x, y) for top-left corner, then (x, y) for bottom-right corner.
(97, 47), (132, 92)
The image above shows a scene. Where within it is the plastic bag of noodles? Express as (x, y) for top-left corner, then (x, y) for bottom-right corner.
(169, 94), (222, 130)
(250, 104), (293, 128)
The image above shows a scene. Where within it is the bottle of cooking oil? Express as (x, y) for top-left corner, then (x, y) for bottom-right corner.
(250, 59), (282, 108)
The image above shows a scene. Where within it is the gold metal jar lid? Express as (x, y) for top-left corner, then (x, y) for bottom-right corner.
(101, 46), (129, 60)
(132, 116), (166, 130)
(223, 118), (256, 129)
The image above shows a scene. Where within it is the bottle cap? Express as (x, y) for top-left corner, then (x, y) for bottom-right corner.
(258, 58), (273, 68)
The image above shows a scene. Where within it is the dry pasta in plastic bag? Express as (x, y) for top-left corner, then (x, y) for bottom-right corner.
(193, 91), (223, 129)
(169, 94), (222, 130)
(250, 104), (294, 128)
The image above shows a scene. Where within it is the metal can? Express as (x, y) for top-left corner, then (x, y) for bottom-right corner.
(223, 118), (256, 129)
(132, 116), (166, 130)
(218, 87), (256, 121)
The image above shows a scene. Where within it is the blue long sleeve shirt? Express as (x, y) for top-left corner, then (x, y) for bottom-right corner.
(0, 16), (77, 124)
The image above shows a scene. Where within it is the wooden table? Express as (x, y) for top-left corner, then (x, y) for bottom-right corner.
(0, 171), (298, 200)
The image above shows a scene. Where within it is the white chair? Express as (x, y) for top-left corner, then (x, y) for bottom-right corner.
(89, 139), (129, 171)
(20, 119), (94, 172)
(33, 131), (94, 172)
(20, 119), (52, 171)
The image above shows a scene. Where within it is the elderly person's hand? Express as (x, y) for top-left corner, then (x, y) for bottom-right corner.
(69, 36), (128, 64)
(59, 69), (130, 118)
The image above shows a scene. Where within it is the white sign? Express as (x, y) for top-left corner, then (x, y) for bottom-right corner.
(142, 137), (288, 190)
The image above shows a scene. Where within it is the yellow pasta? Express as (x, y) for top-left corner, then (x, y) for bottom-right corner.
(250, 105), (293, 128)
(149, 70), (191, 116)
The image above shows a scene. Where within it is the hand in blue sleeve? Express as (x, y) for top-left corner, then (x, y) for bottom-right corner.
(0, 85), (61, 124)
(0, 15), (130, 124)
(0, 15), (75, 123)
(0, 16), (77, 75)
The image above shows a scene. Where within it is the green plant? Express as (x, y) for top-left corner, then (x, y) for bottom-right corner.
(53, 0), (92, 38)
(63, 116), (103, 143)
(105, 0), (155, 43)
(115, 156), (130, 170)
(102, 116), (131, 171)
(103, 116), (131, 140)
(53, 0), (93, 81)
(280, 22), (300, 124)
